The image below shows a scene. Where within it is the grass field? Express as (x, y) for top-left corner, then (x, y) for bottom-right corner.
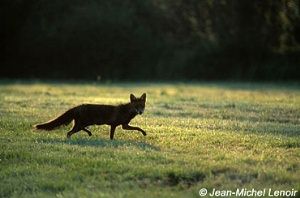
(0, 81), (299, 197)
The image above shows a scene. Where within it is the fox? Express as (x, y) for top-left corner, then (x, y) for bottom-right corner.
(34, 93), (147, 140)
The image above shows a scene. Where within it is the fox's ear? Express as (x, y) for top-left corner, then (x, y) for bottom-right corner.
(130, 94), (137, 102)
(140, 93), (146, 101)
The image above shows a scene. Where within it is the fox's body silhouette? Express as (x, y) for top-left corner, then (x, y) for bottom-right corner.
(35, 93), (147, 139)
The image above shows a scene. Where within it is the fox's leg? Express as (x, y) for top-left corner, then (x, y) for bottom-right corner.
(83, 128), (92, 136)
(67, 120), (81, 139)
(122, 124), (146, 136)
(67, 127), (80, 139)
(110, 125), (116, 140)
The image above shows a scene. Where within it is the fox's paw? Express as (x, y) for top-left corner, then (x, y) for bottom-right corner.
(142, 131), (147, 136)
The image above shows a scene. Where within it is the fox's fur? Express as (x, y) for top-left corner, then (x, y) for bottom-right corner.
(35, 93), (147, 140)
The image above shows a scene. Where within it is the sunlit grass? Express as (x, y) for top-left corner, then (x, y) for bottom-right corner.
(0, 81), (299, 197)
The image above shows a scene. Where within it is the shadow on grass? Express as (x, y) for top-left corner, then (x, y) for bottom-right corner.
(39, 138), (160, 151)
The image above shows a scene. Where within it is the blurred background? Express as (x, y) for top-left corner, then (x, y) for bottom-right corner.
(1, 0), (300, 81)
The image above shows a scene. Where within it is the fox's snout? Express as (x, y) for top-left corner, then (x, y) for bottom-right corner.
(136, 109), (144, 115)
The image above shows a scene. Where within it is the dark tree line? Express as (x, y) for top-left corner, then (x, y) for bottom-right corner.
(1, 0), (300, 80)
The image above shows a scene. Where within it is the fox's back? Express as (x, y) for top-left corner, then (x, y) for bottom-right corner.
(74, 104), (117, 126)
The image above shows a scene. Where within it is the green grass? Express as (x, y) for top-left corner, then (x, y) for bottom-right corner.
(0, 81), (299, 197)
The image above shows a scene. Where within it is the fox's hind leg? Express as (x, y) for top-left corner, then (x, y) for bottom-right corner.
(67, 127), (80, 139)
(67, 120), (81, 139)
(83, 128), (92, 136)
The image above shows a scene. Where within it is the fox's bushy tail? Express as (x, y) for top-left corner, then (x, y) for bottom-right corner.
(35, 109), (74, 130)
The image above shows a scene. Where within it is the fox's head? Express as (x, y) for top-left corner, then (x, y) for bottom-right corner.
(130, 93), (146, 115)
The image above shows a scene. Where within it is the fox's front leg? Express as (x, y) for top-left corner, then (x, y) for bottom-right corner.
(122, 124), (147, 136)
(110, 125), (116, 140)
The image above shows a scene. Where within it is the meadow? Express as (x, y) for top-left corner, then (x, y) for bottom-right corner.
(0, 81), (299, 197)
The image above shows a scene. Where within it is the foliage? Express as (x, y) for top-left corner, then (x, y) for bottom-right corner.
(1, 0), (300, 80)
